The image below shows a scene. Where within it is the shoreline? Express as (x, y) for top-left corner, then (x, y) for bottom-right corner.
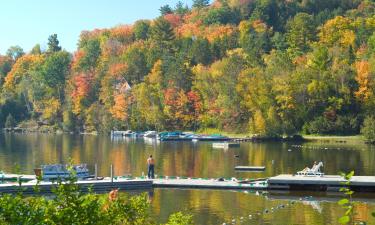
(1, 128), (368, 144)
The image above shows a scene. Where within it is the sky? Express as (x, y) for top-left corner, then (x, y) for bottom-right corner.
(0, 0), (192, 54)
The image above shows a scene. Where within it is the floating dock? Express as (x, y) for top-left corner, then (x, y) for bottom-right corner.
(2, 173), (375, 194)
(153, 178), (267, 190)
(235, 166), (266, 171)
(212, 142), (240, 148)
(0, 177), (152, 194)
(268, 174), (375, 192)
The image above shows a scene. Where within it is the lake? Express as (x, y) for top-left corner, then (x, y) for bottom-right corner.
(0, 133), (374, 224)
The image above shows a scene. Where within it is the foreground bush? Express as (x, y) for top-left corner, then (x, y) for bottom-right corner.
(0, 176), (192, 225)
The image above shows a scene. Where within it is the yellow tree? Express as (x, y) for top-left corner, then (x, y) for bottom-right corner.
(318, 16), (355, 48)
(355, 60), (372, 101)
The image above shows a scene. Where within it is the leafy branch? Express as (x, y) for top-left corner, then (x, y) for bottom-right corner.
(338, 171), (354, 225)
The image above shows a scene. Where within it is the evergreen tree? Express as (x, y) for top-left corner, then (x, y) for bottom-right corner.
(174, 1), (189, 15)
(47, 34), (62, 53)
(192, 0), (209, 9)
(159, 4), (173, 16)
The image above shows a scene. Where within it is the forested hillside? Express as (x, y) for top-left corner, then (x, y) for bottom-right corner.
(1, 0), (375, 136)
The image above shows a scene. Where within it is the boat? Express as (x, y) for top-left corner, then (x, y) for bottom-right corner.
(158, 131), (184, 141)
(111, 130), (134, 137)
(123, 130), (135, 137)
(144, 131), (157, 138)
(195, 134), (231, 142)
(212, 142), (240, 148)
(35, 164), (90, 180)
(234, 166), (266, 171)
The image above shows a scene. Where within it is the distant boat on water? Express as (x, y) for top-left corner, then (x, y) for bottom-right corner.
(144, 131), (157, 138)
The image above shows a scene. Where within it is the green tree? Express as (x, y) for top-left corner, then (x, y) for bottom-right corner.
(151, 17), (175, 43)
(203, 5), (238, 25)
(192, 0), (209, 9)
(174, 1), (189, 15)
(30, 44), (42, 55)
(40, 51), (71, 100)
(47, 34), (62, 53)
(361, 115), (375, 143)
(122, 43), (150, 85)
(134, 20), (151, 40)
(0, 56), (12, 86)
(6, 46), (24, 61)
(286, 13), (316, 55)
(160, 4), (173, 15)
(190, 38), (212, 65)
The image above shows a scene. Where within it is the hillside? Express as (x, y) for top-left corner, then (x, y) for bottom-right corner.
(1, 0), (375, 136)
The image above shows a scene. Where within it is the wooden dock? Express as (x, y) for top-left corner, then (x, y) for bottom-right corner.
(268, 174), (375, 192)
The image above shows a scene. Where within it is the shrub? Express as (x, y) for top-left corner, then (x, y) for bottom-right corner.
(0, 171), (193, 225)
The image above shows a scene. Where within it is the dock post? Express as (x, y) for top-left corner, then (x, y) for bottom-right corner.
(95, 164), (98, 179)
(110, 164), (113, 184)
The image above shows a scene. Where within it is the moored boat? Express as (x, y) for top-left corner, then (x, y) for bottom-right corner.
(144, 130), (157, 138)
(35, 164), (90, 180)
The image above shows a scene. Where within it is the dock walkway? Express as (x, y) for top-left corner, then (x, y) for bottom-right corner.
(2, 174), (375, 194)
(268, 174), (375, 191)
(0, 177), (152, 194)
(153, 178), (267, 190)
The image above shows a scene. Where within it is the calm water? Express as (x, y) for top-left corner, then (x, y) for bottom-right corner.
(0, 133), (374, 224)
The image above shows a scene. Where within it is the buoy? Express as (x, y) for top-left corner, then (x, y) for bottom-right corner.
(288, 149), (292, 152)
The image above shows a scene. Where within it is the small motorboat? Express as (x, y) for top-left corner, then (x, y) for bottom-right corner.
(35, 164), (90, 180)
(144, 131), (157, 138)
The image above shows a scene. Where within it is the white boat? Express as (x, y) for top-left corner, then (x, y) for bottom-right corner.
(144, 131), (157, 138)
(38, 164), (90, 180)
(213, 142), (240, 149)
(111, 130), (134, 136)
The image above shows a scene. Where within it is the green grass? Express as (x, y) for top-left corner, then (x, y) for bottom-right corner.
(196, 128), (251, 138)
(303, 135), (362, 140)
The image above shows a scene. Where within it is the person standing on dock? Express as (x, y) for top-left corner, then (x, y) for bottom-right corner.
(147, 155), (155, 179)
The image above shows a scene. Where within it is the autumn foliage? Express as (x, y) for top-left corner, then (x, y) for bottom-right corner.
(0, 0), (375, 136)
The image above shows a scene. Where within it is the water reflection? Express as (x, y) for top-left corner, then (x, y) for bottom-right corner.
(152, 189), (375, 225)
(1, 133), (375, 224)
(1, 133), (374, 178)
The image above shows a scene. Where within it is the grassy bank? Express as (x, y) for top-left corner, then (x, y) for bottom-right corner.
(196, 128), (251, 138)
